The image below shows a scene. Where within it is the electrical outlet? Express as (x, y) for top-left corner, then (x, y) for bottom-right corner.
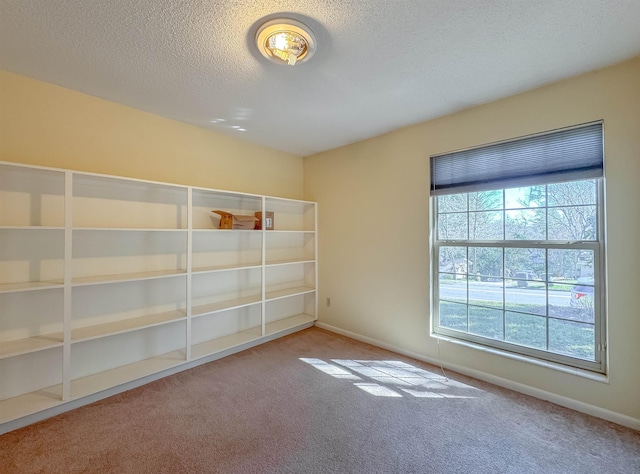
(326, 297), (331, 307)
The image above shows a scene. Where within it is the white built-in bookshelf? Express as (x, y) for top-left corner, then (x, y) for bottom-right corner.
(0, 161), (317, 433)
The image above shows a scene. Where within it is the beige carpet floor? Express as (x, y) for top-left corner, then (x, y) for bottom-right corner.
(1, 327), (639, 473)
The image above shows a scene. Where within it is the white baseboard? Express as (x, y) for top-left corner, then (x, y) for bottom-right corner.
(314, 321), (640, 431)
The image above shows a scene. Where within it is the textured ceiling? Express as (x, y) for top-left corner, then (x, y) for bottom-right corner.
(1, 1), (640, 156)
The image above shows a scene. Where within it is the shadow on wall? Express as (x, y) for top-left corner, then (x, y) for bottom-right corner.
(300, 358), (482, 398)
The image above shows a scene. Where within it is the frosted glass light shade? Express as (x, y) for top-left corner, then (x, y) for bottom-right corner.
(256, 19), (316, 66)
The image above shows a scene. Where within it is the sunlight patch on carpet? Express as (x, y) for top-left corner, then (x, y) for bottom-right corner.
(298, 358), (362, 380)
(299, 358), (482, 398)
(353, 383), (403, 397)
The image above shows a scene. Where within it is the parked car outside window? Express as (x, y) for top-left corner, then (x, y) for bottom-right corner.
(514, 271), (539, 287)
(570, 277), (594, 308)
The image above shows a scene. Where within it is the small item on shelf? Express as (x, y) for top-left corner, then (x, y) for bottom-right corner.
(255, 211), (274, 230)
(211, 210), (258, 230)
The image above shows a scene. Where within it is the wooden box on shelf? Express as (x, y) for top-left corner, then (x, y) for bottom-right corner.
(255, 211), (274, 230)
(212, 210), (258, 230)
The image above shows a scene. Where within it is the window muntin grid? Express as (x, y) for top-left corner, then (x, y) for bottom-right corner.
(433, 179), (605, 373)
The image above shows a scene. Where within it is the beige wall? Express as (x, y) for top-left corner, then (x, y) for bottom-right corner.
(0, 70), (303, 198)
(304, 56), (640, 423)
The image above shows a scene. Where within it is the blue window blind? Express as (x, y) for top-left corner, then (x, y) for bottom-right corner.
(430, 122), (603, 196)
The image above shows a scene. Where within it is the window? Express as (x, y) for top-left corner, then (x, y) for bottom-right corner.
(430, 122), (606, 373)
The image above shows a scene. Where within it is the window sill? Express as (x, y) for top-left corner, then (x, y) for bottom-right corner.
(431, 332), (609, 383)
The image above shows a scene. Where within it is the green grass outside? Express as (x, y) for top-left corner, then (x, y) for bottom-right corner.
(439, 299), (595, 361)
(440, 277), (575, 292)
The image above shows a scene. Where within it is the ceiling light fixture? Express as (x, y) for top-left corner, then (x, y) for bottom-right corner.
(256, 19), (316, 66)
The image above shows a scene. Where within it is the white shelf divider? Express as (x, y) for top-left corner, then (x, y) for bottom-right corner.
(190, 327), (263, 360)
(0, 281), (64, 294)
(0, 335), (64, 359)
(0, 226), (65, 230)
(72, 269), (186, 286)
(62, 170), (73, 401)
(261, 196), (267, 338)
(0, 385), (63, 425)
(265, 314), (315, 335)
(265, 230), (316, 234)
(266, 286), (315, 301)
(186, 187), (193, 361)
(265, 258), (316, 267)
(71, 310), (187, 343)
(70, 350), (186, 399)
(191, 263), (262, 274)
(191, 295), (262, 318)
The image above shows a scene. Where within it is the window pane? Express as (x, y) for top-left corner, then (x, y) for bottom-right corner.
(469, 190), (503, 211)
(469, 279), (503, 309)
(469, 211), (503, 239)
(568, 282), (595, 323)
(505, 248), (546, 282)
(505, 209), (546, 240)
(468, 247), (502, 281)
(547, 286), (573, 319)
(505, 312), (547, 350)
(505, 283), (546, 316)
(439, 273), (467, 303)
(548, 180), (596, 206)
(548, 249), (593, 281)
(548, 319), (595, 361)
(438, 193), (467, 213)
(439, 301), (468, 331)
(438, 246), (467, 277)
(469, 306), (503, 340)
(438, 212), (467, 240)
(548, 206), (596, 240)
(505, 185), (546, 209)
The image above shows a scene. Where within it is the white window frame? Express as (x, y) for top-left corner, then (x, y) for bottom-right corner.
(430, 125), (607, 374)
